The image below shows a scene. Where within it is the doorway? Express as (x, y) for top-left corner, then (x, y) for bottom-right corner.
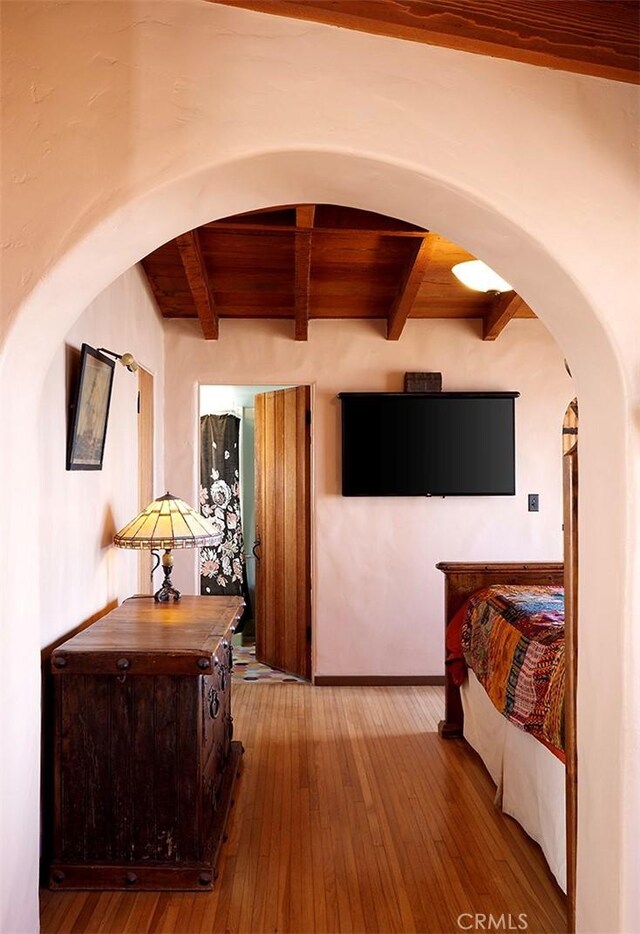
(199, 384), (313, 681)
(8, 130), (633, 933)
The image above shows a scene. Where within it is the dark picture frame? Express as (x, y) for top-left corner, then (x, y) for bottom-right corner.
(67, 344), (115, 470)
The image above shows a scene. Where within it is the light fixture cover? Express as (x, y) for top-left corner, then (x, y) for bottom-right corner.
(113, 492), (220, 550)
(119, 352), (138, 373)
(452, 260), (512, 294)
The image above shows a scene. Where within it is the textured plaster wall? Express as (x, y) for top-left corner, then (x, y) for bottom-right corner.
(0, 264), (164, 933)
(39, 266), (165, 649)
(166, 317), (573, 677)
(1, 3), (638, 932)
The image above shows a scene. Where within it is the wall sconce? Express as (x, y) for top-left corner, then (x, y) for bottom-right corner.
(97, 347), (139, 373)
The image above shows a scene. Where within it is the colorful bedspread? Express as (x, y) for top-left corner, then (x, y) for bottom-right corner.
(446, 585), (565, 760)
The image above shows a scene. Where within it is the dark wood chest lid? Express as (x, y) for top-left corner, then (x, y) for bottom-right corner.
(51, 596), (244, 676)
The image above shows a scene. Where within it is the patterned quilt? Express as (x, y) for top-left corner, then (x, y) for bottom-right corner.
(446, 585), (565, 760)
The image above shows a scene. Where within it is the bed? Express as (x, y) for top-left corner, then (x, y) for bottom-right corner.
(436, 561), (567, 892)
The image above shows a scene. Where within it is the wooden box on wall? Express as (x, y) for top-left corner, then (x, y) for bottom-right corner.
(404, 371), (442, 393)
(47, 596), (244, 891)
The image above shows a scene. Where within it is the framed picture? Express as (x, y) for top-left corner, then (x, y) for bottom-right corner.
(67, 344), (116, 470)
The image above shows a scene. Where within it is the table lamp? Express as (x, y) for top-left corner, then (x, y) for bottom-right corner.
(113, 491), (219, 602)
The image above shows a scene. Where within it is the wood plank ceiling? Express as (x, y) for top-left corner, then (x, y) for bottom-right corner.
(211, 0), (640, 84)
(141, 204), (536, 341)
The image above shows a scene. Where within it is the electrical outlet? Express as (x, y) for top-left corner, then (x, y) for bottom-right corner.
(528, 493), (539, 512)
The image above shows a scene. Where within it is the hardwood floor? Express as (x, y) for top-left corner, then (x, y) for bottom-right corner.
(40, 684), (566, 933)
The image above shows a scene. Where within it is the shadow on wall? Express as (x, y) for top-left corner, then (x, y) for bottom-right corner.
(100, 504), (117, 550)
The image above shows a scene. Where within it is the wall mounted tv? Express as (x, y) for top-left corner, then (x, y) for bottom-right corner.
(339, 392), (519, 497)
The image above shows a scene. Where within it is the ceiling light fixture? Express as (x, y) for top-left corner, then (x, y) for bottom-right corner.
(451, 260), (512, 294)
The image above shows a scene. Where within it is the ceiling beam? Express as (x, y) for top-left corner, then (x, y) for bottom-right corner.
(387, 235), (436, 341)
(296, 204), (316, 229)
(482, 291), (526, 340)
(294, 205), (315, 341)
(175, 230), (218, 340)
(204, 222), (429, 238)
(211, 1), (639, 85)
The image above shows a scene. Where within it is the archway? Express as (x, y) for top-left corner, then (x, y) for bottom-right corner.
(0, 150), (633, 933)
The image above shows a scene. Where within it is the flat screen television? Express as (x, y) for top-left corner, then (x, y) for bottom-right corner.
(339, 392), (519, 496)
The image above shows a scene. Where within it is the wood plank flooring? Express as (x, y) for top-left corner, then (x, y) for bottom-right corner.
(40, 683), (566, 934)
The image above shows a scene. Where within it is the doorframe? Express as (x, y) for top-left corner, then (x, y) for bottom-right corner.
(137, 366), (154, 594)
(194, 381), (316, 677)
(563, 398), (579, 932)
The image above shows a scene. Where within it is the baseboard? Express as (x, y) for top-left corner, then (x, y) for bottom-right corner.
(313, 675), (445, 686)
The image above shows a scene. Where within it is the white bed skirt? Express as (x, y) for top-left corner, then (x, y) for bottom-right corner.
(461, 670), (567, 892)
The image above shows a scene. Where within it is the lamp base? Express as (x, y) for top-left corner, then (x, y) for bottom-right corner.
(154, 579), (181, 603)
(154, 550), (181, 603)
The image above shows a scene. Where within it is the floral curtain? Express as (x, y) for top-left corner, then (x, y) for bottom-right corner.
(199, 414), (247, 607)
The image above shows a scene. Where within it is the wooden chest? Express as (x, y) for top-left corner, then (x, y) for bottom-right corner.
(47, 596), (244, 891)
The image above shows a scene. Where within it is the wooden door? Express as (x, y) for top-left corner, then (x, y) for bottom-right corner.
(563, 398), (578, 933)
(254, 386), (311, 679)
(137, 367), (154, 594)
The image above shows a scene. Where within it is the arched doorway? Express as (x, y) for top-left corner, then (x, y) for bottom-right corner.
(0, 3), (634, 876)
(2, 153), (632, 932)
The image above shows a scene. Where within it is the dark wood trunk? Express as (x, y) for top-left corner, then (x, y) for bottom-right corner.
(47, 596), (244, 891)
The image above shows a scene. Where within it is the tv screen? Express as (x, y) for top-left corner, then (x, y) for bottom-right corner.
(340, 392), (518, 496)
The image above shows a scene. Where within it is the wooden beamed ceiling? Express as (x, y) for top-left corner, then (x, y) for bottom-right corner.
(141, 204), (537, 341)
(211, 0), (640, 85)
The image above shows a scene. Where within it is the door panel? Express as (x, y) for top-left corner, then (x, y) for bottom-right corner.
(254, 386), (311, 679)
(137, 367), (154, 594)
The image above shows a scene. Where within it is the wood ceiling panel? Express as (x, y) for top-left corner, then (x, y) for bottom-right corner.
(208, 272), (295, 294)
(411, 296), (489, 318)
(312, 307), (392, 319)
(314, 204), (426, 233)
(311, 234), (416, 290)
(211, 0), (640, 84)
(225, 207), (297, 226)
(210, 204), (428, 236)
(141, 202), (538, 339)
(144, 256), (185, 276)
(162, 307), (202, 319)
(311, 271), (405, 291)
(143, 275), (192, 296)
(311, 294), (397, 318)
(415, 271), (485, 311)
(218, 306), (293, 318)
(215, 294), (293, 315)
(199, 229), (295, 263)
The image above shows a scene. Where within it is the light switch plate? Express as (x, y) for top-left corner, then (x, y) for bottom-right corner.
(528, 493), (539, 512)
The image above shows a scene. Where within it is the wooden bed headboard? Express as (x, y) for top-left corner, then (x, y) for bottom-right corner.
(436, 562), (564, 738)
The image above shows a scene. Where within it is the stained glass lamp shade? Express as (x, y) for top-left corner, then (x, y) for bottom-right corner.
(114, 491), (219, 603)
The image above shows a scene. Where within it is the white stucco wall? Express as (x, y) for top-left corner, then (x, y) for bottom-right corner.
(39, 265), (165, 649)
(166, 316), (573, 677)
(1, 3), (638, 932)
